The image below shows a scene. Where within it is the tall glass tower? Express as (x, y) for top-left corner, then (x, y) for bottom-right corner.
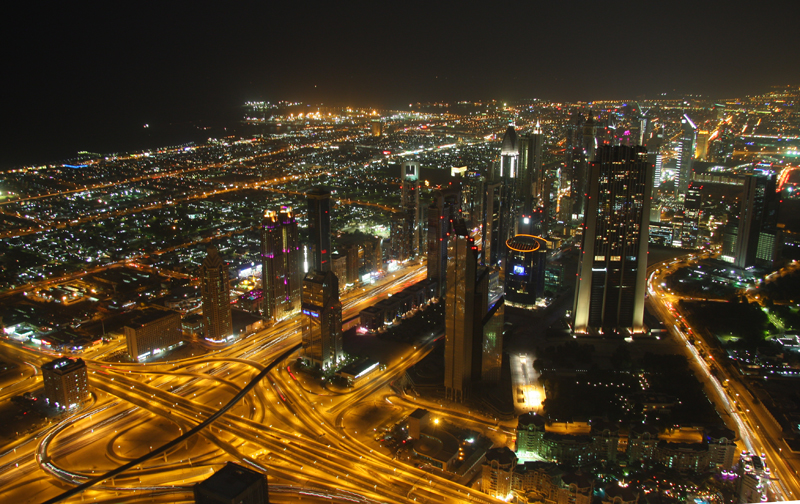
(261, 207), (302, 322)
(201, 246), (233, 342)
(573, 145), (653, 336)
(444, 221), (478, 402)
(675, 114), (697, 198)
(301, 269), (342, 370)
(307, 186), (332, 272)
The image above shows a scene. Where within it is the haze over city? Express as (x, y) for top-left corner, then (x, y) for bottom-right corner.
(1, 4), (800, 504)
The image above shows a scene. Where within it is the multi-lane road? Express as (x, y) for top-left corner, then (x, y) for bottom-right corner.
(647, 258), (799, 502)
(0, 262), (509, 504)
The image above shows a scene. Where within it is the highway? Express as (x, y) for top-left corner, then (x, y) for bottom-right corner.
(647, 257), (799, 502)
(0, 262), (507, 504)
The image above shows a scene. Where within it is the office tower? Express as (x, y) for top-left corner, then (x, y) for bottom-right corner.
(505, 233), (548, 309)
(484, 181), (503, 266)
(682, 182), (702, 249)
(301, 270), (343, 370)
(444, 220), (504, 401)
(124, 307), (182, 362)
(530, 121), (546, 208)
(582, 111), (598, 162)
(734, 174), (778, 269)
(307, 186), (332, 272)
(695, 129), (710, 160)
(517, 207), (545, 236)
(331, 253), (347, 291)
(427, 191), (451, 298)
(194, 462), (269, 504)
(721, 223), (739, 263)
(565, 111), (586, 219)
(571, 111), (599, 218)
(444, 221), (478, 402)
(370, 120), (382, 137)
(573, 145), (653, 336)
(42, 357), (89, 410)
(476, 269), (504, 383)
(710, 125), (735, 163)
(637, 103), (651, 146)
(648, 153), (663, 189)
(345, 244), (359, 286)
(261, 207), (302, 322)
(480, 124), (521, 268)
(495, 125), (519, 264)
(675, 114), (697, 198)
(564, 109), (584, 200)
(519, 122), (544, 212)
(460, 169), (485, 225)
(201, 246), (233, 342)
(400, 161), (421, 260)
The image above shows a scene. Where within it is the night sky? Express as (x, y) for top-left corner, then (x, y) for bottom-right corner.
(4, 2), (799, 168)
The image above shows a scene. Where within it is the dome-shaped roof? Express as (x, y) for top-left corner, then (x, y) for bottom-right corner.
(501, 125), (518, 155)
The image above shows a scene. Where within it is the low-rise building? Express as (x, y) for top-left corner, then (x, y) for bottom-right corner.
(124, 307), (183, 362)
(194, 461), (269, 504)
(406, 408), (430, 440)
(181, 313), (203, 337)
(42, 357), (89, 410)
(336, 359), (380, 387)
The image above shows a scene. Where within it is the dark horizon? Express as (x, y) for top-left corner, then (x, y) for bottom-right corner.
(4, 2), (798, 168)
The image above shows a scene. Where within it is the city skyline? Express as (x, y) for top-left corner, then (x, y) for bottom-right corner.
(4, 3), (800, 169)
(1, 61), (800, 502)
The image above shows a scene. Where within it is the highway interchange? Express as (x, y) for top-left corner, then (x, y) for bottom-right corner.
(0, 263), (511, 504)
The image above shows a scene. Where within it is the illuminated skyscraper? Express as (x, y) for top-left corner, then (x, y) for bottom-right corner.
(484, 181), (503, 266)
(201, 246), (233, 342)
(261, 207), (302, 322)
(572, 111), (598, 217)
(444, 221), (478, 402)
(682, 182), (702, 249)
(504, 233), (548, 309)
(476, 268), (504, 384)
(444, 220), (504, 401)
(573, 145), (653, 336)
(675, 114), (696, 198)
(398, 161), (421, 261)
(426, 187), (461, 298)
(564, 110), (585, 205)
(648, 152), (663, 189)
(734, 174), (778, 269)
(307, 186), (332, 272)
(370, 120), (382, 137)
(484, 125), (519, 267)
(301, 269), (343, 370)
(695, 129), (710, 160)
(460, 169), (485, 225)
(582, 111), (598, 163)
(519, 122), (544, 213)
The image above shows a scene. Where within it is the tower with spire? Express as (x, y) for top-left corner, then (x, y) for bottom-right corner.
(489, 124), (519, 267)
